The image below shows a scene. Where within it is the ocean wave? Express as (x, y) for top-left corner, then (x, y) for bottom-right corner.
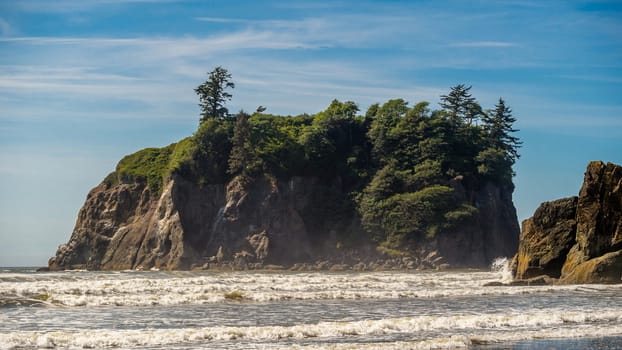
(2, 270), (621, 307)
(1, 310), (620, 349)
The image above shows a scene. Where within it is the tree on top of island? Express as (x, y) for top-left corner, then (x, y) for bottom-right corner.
(180, 67), (523, 253)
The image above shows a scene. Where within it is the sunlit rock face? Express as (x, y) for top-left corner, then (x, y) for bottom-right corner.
(513, 161), (622, 284)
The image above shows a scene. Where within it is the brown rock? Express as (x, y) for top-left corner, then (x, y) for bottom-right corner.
(562, 161), (622, 276)
(513, 161), (622, 284)
(514, 197), (577, 279)
(561, 250), (622, 284)
(247, 231), (270, 261)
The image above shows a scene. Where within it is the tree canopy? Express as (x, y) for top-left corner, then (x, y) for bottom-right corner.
(112, 72), (521, 253)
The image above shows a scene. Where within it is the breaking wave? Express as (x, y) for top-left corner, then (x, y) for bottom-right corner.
(3, 269), (617, 308)
(491, 257), (513, 284)
(1, 309), (620, 349)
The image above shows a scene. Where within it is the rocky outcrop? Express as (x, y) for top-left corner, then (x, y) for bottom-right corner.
(513, 161), (622, 284)
(50, 174), (343, 270)
(50, 172), (519, 271)
(514, 197), (577, 279)
(49, 177), (223, 270)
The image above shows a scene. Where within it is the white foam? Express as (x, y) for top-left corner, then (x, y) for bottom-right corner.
(287, 324), (622, 350)
(491, 257), (513, 284)
(2, 270), (622, 307)
(1, 310), (620, 349)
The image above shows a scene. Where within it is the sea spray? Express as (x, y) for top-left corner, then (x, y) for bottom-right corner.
(491, 257), (513, 284)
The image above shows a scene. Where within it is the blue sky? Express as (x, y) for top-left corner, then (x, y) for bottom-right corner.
(0, 0), (621, 266)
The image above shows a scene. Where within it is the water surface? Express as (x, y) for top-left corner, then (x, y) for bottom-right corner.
(1, 263), (620, 349)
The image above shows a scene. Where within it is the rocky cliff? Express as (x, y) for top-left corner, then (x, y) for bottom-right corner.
(49, 170), (519, 271)
(513, 161), (622, 283)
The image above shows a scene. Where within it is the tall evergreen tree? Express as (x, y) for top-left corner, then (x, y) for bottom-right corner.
(228, 111), (259, 175)
(482, 98), (522, 163)
(367, 99), (409, 165)
(439, 84), (482, 126)
(195, 66), (235, 122)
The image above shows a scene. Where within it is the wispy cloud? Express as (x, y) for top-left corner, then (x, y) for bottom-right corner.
(0, 31), (316, 52)
(1, 3), (619, 122)
(195, 17), (249, 24)
(559, 74), (622, 83)
(13, 0), (181, 13)
(451, 41), (518, 48)
(195, 16), (316, 29)
(272, 2), (348, 10)
(0, 36), (143, 44)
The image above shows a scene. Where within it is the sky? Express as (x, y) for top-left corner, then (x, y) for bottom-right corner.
(0, 0), (621, 266)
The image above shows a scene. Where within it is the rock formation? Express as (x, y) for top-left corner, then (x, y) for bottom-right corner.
(513, 161), (622, 283)
(50, 174), (342, 270)
(49, 168), (519, 271)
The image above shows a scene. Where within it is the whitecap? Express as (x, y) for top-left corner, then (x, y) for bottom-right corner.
(1, 310), (621, 349)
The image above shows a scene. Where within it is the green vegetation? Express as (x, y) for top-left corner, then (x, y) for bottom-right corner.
(105, 137), (195, 192)
(106, 68), (521, 252)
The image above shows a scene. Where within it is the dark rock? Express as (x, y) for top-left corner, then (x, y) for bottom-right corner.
(352, 262), (367, 271)
(436, 181), (520, 268)
(329, 264), (350, 271)
(508, 275), (554, 286)
(49, 168), (520, 270)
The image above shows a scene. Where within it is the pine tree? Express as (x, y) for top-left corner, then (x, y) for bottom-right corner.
(481, 98), (522, 163)
(195, 66), (235, 122)
(439, 84), (482, 126)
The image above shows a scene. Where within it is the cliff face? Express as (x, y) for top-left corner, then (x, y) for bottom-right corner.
(50, 172), (519, 271)
(50, 174), (336, 270)
(436, 181), (519, 267)
(513, 161), (622, 283)
(49, 177), (219, 270)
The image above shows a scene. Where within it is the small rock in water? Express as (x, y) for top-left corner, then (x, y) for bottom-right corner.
(329, 264), (350, 271)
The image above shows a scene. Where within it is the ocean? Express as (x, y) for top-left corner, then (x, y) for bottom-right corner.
(1, 259), (621, 349)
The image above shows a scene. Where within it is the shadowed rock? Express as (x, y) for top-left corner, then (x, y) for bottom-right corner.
(49, 172), (520, 271)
